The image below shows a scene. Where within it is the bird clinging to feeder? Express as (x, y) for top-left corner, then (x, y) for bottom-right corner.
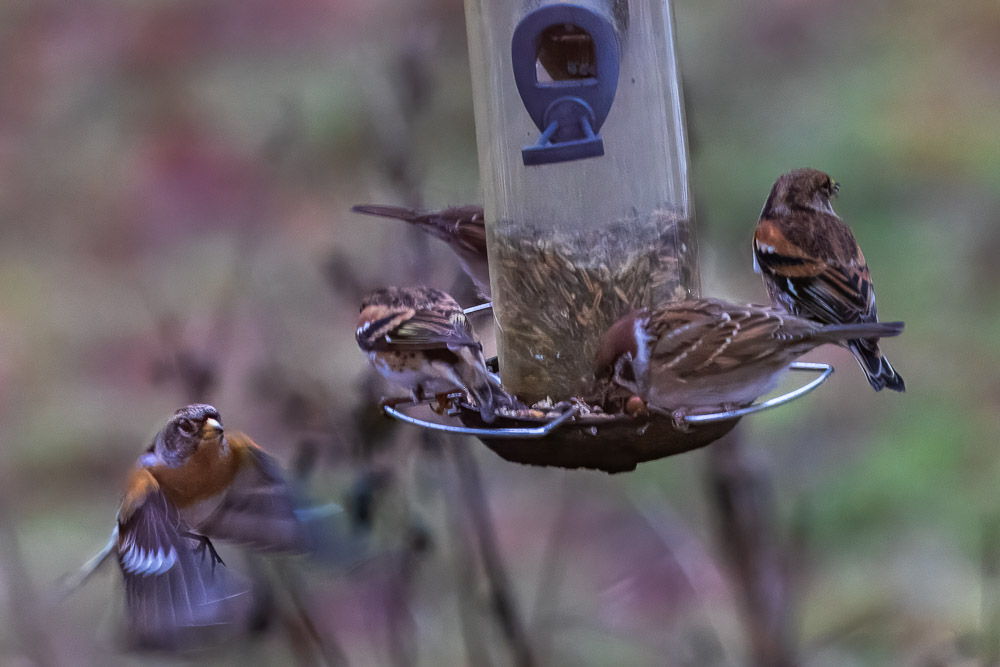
(356, 285), (511, 422)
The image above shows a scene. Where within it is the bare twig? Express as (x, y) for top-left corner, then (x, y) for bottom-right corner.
(629, 488), (739, 665)
(273, 560), (351, 667)
(528, 475), (571, 665)
(448, 441), (536, 667)
(383, 528), (424, 667)
(56, 527), (117, 601)
(146, 101), (292, 405)
(706, 431), (797, 667)
(431, 431), (495, 667)
(0, 489), (60, 666)
(984, 512), (1000, 666)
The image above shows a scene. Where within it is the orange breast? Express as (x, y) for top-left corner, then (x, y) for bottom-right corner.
(149, 434), (241, 508)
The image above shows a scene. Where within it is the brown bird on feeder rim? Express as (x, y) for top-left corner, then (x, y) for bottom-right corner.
(351, 204), (490, 299)
(356, 285), (510, 422)
(111, 404), (337, 649)
(753, 168), (905, 391)
(594, 298), (904, 426)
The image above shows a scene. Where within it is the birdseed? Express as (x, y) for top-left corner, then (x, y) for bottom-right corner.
(490, 209), (697, 402)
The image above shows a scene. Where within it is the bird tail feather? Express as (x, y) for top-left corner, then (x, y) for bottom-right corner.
(351, 204), (451, 243)
(847, 338), (905, 392)
(810, 321), (905, 392)
(813, 320), (904, 342)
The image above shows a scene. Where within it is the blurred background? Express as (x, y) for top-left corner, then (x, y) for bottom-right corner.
(0, 0), (997, 664)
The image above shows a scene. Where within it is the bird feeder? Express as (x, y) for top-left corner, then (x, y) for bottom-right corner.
(377, 0), (834, 472)
(465, 0), (697, 402)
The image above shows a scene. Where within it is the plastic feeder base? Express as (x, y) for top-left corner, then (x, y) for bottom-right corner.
(459, 409), (740, 473)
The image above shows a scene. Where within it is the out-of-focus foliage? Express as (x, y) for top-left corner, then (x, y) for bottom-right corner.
(0, 0), (996, 664)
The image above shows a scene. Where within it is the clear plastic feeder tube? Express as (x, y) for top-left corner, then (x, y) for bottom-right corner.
(464, 0), (698, 402)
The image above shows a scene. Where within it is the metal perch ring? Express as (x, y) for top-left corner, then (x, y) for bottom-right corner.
(381, 362), (833, 438)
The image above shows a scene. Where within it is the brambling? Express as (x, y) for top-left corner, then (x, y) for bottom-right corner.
(752, 168), (905, 391)
(351, 204), (490, 299)
(114, 404), (325, 648)
(594, 298), (904, 423)
(356, 286), (508, 422)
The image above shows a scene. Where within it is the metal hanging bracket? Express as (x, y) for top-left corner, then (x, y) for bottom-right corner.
(511, 4), (620, 165)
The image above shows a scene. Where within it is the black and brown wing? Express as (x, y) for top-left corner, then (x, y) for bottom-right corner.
(647, 300), (807, 379)
(754, 216), (904, 391)
(357, 292), (480, 353)
(116, 469), (251, 650)
(753, 215), (875, 325)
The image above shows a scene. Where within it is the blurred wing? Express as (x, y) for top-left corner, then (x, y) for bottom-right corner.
(195, 433), (310, 554)
(117, 469), (250, 650)
(754, 217), (875, 324)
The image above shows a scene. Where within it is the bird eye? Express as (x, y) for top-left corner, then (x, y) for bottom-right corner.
(177, 418), (196, 436)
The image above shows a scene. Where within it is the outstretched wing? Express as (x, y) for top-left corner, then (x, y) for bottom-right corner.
(191, 434), (307, 553)
(117, 469), (251, 650)
(193, 432), (360, 565)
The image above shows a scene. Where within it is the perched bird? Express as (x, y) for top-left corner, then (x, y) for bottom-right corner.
(594, 299), (904, 423)
(351, 204), (490, 299)
(752, 168), (905, 391)
(356, 285), (506, 422)
(113, 404), (327, 649)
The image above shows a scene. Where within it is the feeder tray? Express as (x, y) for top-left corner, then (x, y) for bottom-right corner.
(383, 362), (833, 474)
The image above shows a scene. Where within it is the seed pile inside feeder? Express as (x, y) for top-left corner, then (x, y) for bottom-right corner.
(491, 208), (696, 403)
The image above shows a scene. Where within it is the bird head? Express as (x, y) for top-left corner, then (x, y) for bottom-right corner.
(594, 310), (649, 396)
(152, 404), (224, 467)
(770, 168), (839, 216)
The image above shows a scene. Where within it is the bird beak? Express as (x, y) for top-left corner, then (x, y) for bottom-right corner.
(204, 417), (223, 433)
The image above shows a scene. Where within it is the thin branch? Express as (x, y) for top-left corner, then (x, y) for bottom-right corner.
(628, 488), (739, 666)
(0, 489), (60, 666)
(56, 527), (117, 601)
(433, 432), (495, 667)
(706, 431), (797, 667)
(448, 441), (536, 667)
(983, 512), (1000, 666)
(382, 535), (421, 667)
(528, 475), (571, 665)
(273, 559), (351, 667)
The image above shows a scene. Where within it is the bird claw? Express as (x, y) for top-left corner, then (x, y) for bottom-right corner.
(431, 391), (460, 415)
(670, 409), (692, 432)
(184, 532), (225, 569)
